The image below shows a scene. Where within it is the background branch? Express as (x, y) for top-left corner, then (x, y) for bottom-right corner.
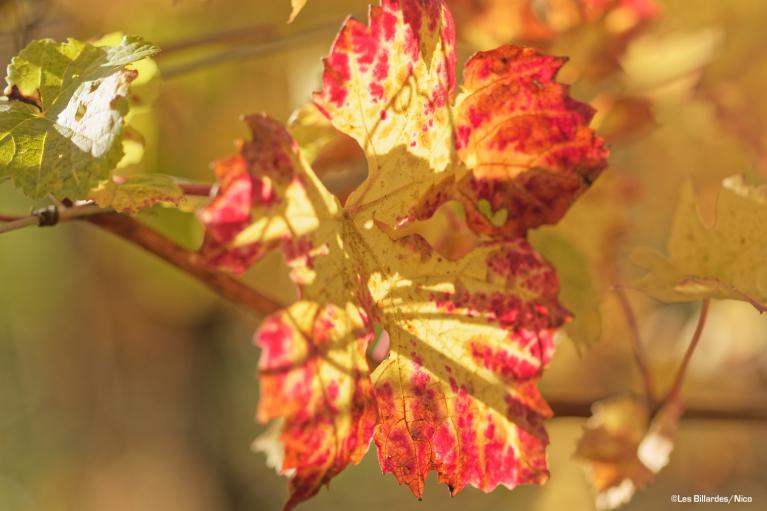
(547, 396), (767, 422)
(160, 21), (341, 78)
(156, 24), (276, 58)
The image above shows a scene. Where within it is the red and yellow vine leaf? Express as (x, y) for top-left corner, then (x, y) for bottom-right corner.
(201, 113), (569, 506)
(256, 304), (378, 510)
(199, 114), (378, 510)
(200, 0), (607, 507)
(313, 0), (458, 230)
(371, 238), (567, 496)
(314, 1), (606, 239)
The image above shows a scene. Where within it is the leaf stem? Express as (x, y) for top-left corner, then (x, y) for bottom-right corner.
(177, 181), (213, 197)
(664, 299), (711, 402)
(613, 285), (656, 405)
(84, 213), (281, 317)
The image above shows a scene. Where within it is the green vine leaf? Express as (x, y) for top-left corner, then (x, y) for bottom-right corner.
(0, 35), (159, 200)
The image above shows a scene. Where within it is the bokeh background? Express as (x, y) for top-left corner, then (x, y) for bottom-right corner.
(1, 0), (766, 510)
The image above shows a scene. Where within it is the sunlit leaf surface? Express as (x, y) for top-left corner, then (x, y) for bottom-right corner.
(200, 1), (606, 508)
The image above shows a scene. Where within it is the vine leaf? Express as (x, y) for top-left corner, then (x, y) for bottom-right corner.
(0, 35), (158, 200)
(575, 394), (682, 511)
(199, 114), (378, 510)
(200, 1), (607, 508)
(89, 174), (185, 214)
(315, 4), (607, 239)
(452, 45), (608, 237)
(631, 176), (767, 312)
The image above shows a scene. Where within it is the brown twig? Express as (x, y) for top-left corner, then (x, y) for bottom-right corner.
(156, 25), (276, 58)
(547, 396), (767, 422)
(613, 285), (656, 405)
(85, 213), (281, 317)
(0, 204), (107, 234)
(161, 21), (341, 79)
(0, 177), (213, 233)
(665, 300), (711, 402)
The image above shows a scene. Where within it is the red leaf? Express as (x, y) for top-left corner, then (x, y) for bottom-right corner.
(454, 45), (608, 237)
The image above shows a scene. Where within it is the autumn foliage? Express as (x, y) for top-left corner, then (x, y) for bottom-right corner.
(1, 0), (766, 510)
(197, 1), (606, 507)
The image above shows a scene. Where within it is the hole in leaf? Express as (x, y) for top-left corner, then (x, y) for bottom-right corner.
(477, 198), (508, 227)
(377, 201), (478, 260)
(75, 102), (87, 121)
(366, 325), (390, 369)
(288, 104), (365, 202)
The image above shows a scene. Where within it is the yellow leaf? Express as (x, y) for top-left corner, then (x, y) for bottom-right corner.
(631, 176), (767, 312)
